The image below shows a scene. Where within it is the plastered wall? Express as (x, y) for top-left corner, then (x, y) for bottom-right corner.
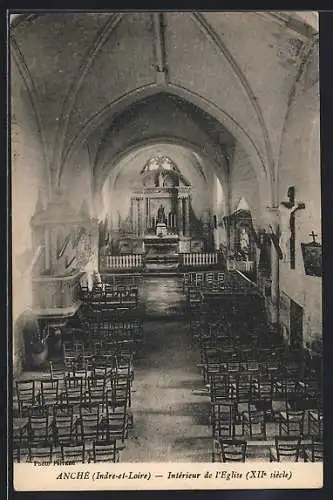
(12, 62), (49, 375)
(277, 45), (321, 349)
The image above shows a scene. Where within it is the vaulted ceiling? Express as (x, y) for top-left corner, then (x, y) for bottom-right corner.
(11, 11), (319, 207)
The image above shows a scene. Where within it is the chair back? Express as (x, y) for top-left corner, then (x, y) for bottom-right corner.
(53, 403), (74, 420)
(16, 380), (36, 407)
(91, 440), (118, 463)
(212, 400), (237, 438)
(28, 443), (53, 463)
(220, 439), (247, 462)
(27, 408), (49, 443)
(41, 379), (59, 406)
(61, 442), (85, 463)
(275, 436), (301, 462)
(310, 437), (323, 462)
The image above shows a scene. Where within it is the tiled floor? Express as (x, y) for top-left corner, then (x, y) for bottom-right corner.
(122, 320), (212, 462)
(138, 275), (185, 318)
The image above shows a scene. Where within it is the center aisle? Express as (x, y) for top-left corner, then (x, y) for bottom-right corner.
(122, 276), (212, 462)
(122, 321), (211, 462)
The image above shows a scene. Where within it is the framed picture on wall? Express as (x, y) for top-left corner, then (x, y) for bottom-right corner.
(301, 241), (322, 277)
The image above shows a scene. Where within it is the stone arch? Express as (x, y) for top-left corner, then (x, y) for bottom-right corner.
(59, 85), (274, 208)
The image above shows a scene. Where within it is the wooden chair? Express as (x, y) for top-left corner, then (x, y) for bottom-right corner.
(108, 380), (130, 413)
(26, 406), (50, 444)
(303, 436), (323, 462)
(213, 438), (247, 462)
(12, 442), (21, 463)
(242, 404), (267, 440)
(211, 400), (237, 439)
(49, 361), (65, 383)
(52, 404), (77, 445)
(87, 377), (107, 410)
(16, 380), (38, 415)
(278, 409), (305, 436)
(63, 376), (86, 406)
(273, 376), (299, 401)
(308, 408), (323, 437)
(100, 391), (129, 443)
(27, 443), (53, 463)
(269, 436), (302, 462)
(40, 379), (60, 408)
(88, 439), (122, 463)
(13, 417), (29, 448)
(77, 403), (102, 442)
(234, 374), (253, 404)
(61, 442), (86, 463)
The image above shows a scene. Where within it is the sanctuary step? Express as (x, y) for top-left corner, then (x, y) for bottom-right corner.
(144, 233), (179, 272)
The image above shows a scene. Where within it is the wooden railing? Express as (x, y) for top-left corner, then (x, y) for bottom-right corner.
(32, 270), (84, 313)
(179, 252), (218, 268)
(100, 254), (143, 271)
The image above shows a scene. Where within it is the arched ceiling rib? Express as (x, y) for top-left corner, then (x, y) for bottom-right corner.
(51, 14), (125, 181)
(11, 11), (318, 208)
(11, 36), (51, 192)
(192, 12), (274, 175)
(110, 144), (212, 192)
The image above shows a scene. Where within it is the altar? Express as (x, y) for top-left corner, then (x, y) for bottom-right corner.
(156, 222), (168, 238)
(144, 234), (179, 270)
(103, 153), (211, 272)
(143, 228), (180, 271)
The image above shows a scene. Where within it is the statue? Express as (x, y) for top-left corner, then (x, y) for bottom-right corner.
(157, 204), (166, 224)
(158, 171), (164, 188)
(239, 227), (250, 259)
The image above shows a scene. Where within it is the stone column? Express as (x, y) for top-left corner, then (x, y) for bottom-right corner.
(177, 197), (183, 236)
(140, 197), (145, 238)
(130, 198), (134, 235)
(44, 227), (51, 271)
(184, 196), (190, 237)
(136, 198), (139, 235)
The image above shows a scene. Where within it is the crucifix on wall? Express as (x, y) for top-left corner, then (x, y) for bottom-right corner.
(279, 186), (305, 269)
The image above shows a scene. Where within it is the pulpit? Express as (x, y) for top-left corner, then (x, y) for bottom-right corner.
(30, 191), (99, 320)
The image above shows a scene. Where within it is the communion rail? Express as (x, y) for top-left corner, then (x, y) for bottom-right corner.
(100, 254), (144, 271)
(179, 252), (218, 268)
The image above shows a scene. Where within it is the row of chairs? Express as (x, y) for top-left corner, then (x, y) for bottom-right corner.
(212, 436), (323, 462)
(14, 398), (130, 445)
(81, 285), (139, 310)
(14, 368), (133, 463)
(15, 356), (134, 413)
(185, 267), (323, 463)
(183, 271), (226, 291)
(62, 341), (136, 371)
(14, 439), (123, 464)
(184, 271), (257, 293)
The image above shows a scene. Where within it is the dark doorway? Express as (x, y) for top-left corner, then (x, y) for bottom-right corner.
(290, 299), (303, 351)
